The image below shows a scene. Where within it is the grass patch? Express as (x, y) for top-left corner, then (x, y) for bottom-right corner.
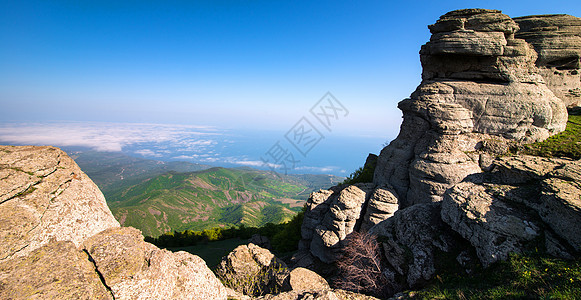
(415, 253), (581, 299)
(168, 238), (247, 268)
(519, 114), (581, 159)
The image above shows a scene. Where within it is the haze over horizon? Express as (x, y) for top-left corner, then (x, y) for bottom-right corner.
(2, 0), (580, 175)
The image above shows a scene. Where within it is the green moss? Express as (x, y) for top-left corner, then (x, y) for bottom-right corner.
(519, 115), (581, 159)
(415, 253), (581, 299)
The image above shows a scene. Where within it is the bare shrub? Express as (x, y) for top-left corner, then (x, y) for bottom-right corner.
(334, 231), (389, 297)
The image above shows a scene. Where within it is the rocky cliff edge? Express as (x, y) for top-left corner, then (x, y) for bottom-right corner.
(0, 145), (227, 300)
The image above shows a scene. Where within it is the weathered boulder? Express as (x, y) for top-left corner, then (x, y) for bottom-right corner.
(83, 227), (227, 299)
(301, 184), (375, 263)
(441, 155), (581, 266)
(215, 243), (288, 296)
(283, 267), (329, 292)
(375, 8), (567, 209)
(441, 181), (542, 267)
(515, 14), (581, 108)
(361, 184), (399, 231)
(0, 146), (228, 299)
(250, 234), (273, 250)
(0, 241), (113, 300)
(370, 203), (463, 289)
(0, 145), (120, 261)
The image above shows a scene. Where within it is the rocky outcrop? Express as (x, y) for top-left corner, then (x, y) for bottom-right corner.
(0, 145), (120, 261)
(375, 8), (567, 208)
(0, 146), (227, 299)
(295, 9), (581, 298)
(84, 227), (227, 299)
(515, 14), (581, 108)
(370, 203), (464, 290)
(215, 243), (288, 296)
(442, 155), (581, 265)
(299, 8), (570, 268)
(299, 184), (375, 263)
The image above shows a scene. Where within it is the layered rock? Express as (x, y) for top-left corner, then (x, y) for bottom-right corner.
(0, 146), (227, 299)
(299, 8), (570, 268)
(442, 155), (581, 266)
(515, 14), (581, 108)
(375, 8), (567, 208)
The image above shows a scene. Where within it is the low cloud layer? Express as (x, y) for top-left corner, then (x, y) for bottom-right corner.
(0, 122), (220, 152)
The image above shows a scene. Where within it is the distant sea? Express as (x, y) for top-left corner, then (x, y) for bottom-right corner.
(0, 122), (391, 176)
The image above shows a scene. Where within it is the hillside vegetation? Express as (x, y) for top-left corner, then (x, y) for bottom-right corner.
(519, 113), (581, 159)
(106, 167), (339, 237)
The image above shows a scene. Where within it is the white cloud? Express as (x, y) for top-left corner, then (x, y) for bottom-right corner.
(0, 122), (221, 153)
(135, 149), (162, 157)
(294, 165), (338, 173)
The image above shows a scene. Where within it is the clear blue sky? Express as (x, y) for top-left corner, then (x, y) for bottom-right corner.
(1, 0), (580, 136)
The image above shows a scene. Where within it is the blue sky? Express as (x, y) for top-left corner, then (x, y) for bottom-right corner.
(1, 1), (580, 174)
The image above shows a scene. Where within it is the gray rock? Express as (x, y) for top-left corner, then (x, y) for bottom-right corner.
(284, 267), (329, 292)
(83, 226), (228, 300)
(0, 241), (113, 300)
(215, 243), (288, 296)
(441, 181), (541, 267)
(0, 146), (228, 299)
(251, 234), (273, 249)
(361, 184), (399, 231)
(0, 146), (120, 261)
(307, 184), (374, 263)
(374, 9), (567, 208)
(370, 202), (460, 289)
(515, 14), (581, 108)
(442, 155), (581, 265)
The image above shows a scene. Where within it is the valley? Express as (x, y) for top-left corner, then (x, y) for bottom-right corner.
(72, 151), (343, 237)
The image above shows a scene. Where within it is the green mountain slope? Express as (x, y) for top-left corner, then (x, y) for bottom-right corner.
(70, 150), (212, 192)
(71, 151), (343, 237)
(105, 167), (341, 237)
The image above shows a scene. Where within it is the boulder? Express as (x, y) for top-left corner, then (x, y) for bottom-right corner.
(370, 203), (462, 289)
(374, 9), (567, 209)
(0, 145), (120, 261)
(283, 267), (329, 292)
(250, 234), (272, 250)
(441, 182), (541, 267)
(303, 184), (374, 263)
(361, 184), (399, 231)
(0, 241), (113, 300)
(215, 243), (288, 296)
(441, 155), (581, 266)
(0, 146), (228, 299)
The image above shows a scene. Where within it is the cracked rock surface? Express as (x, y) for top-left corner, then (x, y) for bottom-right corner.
(0, 146), (228, 299)
(0, 145), (120, 261)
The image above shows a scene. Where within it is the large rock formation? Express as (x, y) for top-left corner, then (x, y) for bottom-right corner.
(442, 155), (581, 266)
(515, 14), (581, 108)
(375, 8), (567, 207)
(0, 146), (227, 299)
(297, 8), (581, 296)
(0, 145), (120, 261)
